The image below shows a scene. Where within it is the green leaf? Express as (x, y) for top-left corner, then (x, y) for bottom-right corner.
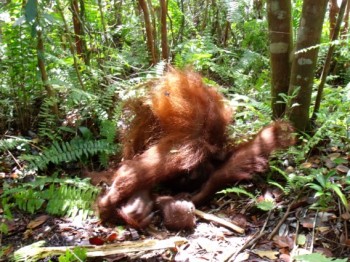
(256, 200), (275, 211)
(25, 0), (38, 23)
(329, 184), (348, 209)
(315, 174), (326, 188)
(218, 187), (254, 199)
(308, 183), (323, 192)
(295, 253), (347, 262)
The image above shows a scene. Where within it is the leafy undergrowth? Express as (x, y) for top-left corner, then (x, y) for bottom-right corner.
(1, 143), (350, 261)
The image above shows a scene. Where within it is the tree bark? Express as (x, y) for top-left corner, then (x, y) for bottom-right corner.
(112, 0), (123, 48)
(176, 0), (185, 43)
(312, 0), (348, 121)
(71, 0), (88, 65)
(160, 0), (169, 61)
(139, 0), (157, 65)
(341, 0), (350, 37)
(266, 0), (293, 119)
(37, 29), (59, 115)
(56, 0), (85, 90)
(97, 0), (108, 43)
(287, 0), (328, 131)
(329, 0), (340, 39)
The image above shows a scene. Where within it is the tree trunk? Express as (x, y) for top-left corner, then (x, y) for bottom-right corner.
(56, 0), (85, 90)
(97, 0), (108, 43)
(341, 0), (350, 37)
(147, 0), (158, 60)
(176, 0), (185, 43)
(266, 0), (293, 119)
(222, 21), (230, 47)
(287, 0), (328, 131)
(312, 0), (348, 121)
(329, 0), (340, 39)
(139, 0), (157, 65)
(112, 0), (123, 48)
(160, 0), (169, 61)
(37, 29), (59, 115)
(71, 0), (88, 65)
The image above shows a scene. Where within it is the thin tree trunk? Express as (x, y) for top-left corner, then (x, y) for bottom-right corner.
(97, 0), (108, 43)
(71, 0), (88, 65)
(211, 0), (221, 42)
(267, 0), (293, 119)
(312, 0), (348, 121)
(329, 0), (340, 39)
(139, 0), (157, 65)
(222, 21), (230, 47)
(147, 0), (158, 61)
(176, 0), (185, 43)
(287, 0), (328, 131)
(37, 30), (59, 115)
(201, 0), (209, 31)
(341, 0), (350, 37)
(56, 0), (86, 90)
(112, 0), (123, 48)
(160, 0), (169, 61)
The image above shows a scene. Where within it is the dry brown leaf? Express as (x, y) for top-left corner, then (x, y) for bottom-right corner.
(251, 249), (278, 260)
(325, 158), (336, 169)
(23, 229), (33, 240)
(300, 162), (312, 169)
(273, 235), (294, 249)
(328, 152), (341, 160)
(27, 215), (50, 229)
(341, 212), (350, 220)
(336, 165), (349, 174)
(300, 218), (314, 229)
(317, 226), (330, 233)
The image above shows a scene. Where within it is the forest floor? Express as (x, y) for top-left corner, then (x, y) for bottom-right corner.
(1, 148), (350, 262)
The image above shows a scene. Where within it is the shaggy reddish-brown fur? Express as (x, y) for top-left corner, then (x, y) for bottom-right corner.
(156, 196), (196, 231)
(93, 69), (295, 229)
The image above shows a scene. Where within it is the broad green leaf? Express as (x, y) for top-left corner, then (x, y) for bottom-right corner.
(329, 184), (348, 209)
(25, 0), (37, 23)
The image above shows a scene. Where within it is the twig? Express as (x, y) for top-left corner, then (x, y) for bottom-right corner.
(223, 231), (267, 262)
(13, 237), (187, 262)
(267, 199), (296, 240)
(310, 210), (318, 253)
(7, 150), (22, 169)
(194, 209), (245, 234)
(251, 208), (273, 249)
(223, 209), (273, 261)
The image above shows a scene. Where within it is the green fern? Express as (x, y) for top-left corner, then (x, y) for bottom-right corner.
(218, 186), (255, 199)
(0, 137), (31, 153)
(1, 176), (99, 220)
(37, 97), (60, 141)
(21, 138), (117, 170)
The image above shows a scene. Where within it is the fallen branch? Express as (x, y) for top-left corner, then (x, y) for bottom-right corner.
(195, 209), (245, 234)
(13, 236), (187, 262)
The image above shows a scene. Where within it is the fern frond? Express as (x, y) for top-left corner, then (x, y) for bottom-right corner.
(0, 137), (30, 153)
(21, 139), (117, 170)
(1, 176), (99, 219)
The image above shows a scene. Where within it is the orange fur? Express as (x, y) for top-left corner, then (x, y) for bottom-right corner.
(98, 70), (232, 222)
(191, 121), (295, 205)
(96, 69), (295, 228)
